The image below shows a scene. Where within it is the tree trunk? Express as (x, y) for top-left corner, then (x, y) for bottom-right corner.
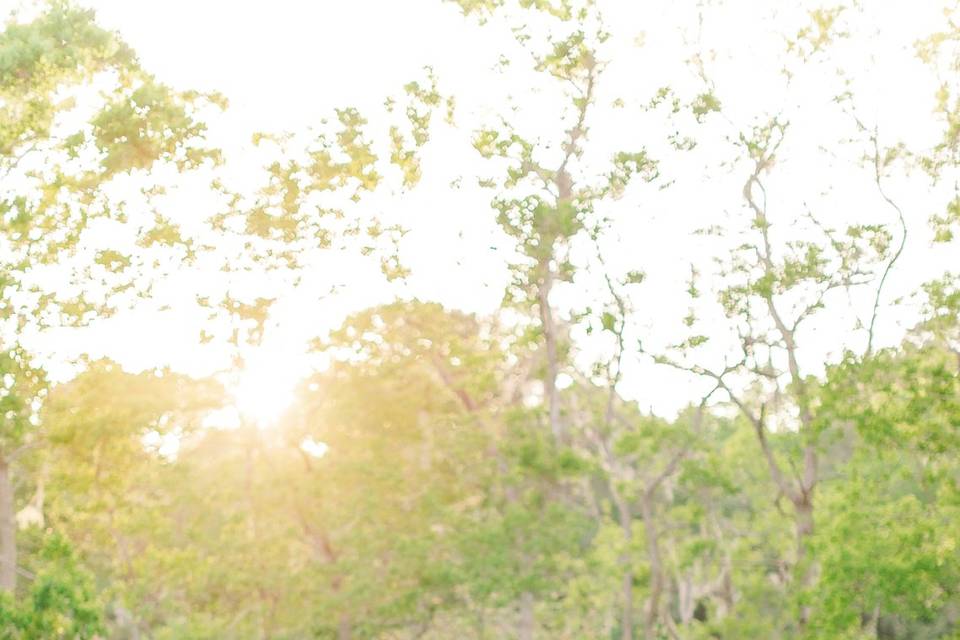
(794, 497), (814, 561)
(337, 614), (352, 640)
(865, 604), (881, 638)
(640, 494), (663, 640)
(794, 496), (815, 627)
(676, 570), (694, 625)
(0, 456), (16, 594)
(519, 590), (535, 640)
(474, 606), (487, 640)
(537, 259), (562, 442)
(618, 499), (634, 640)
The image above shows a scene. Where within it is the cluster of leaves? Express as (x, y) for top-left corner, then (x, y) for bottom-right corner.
(5, 1), (960, 639)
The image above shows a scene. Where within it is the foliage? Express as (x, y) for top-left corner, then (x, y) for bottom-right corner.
(4, 1), (960, 639)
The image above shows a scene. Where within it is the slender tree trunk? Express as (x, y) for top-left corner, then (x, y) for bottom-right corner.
(675, 569), (694, 626)
(753, 409), (819, 629)
(0, 456), (16, 594)
(519, 590), (535, 640)
(338, 614), (352, 640)
(718, 551), (735, 618)
(618, 501), (634, 640)
(474, 606), (487, 640)
(865, 604), (881, 638)
(524, 254), (555, 640)
(794, 498), (814, 560)
(794, 494), (815, 627)
(794, 446), (817, 628)
(537, 258), (562, 442)
(640, 494), (664, 640)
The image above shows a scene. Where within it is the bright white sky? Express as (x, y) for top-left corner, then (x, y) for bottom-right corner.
(9, 0), (959, 421)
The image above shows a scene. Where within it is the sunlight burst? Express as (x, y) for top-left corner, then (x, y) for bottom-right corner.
(231, 354), (300, 427)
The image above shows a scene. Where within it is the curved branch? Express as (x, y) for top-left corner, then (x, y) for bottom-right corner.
(865, 129), (907, 357)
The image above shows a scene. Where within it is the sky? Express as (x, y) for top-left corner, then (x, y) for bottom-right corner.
(7, 0), (959, 421)
(23, 0), (521, 421)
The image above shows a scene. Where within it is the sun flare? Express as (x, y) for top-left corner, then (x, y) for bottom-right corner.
(231, 353), (300, 427)
(6, 1), (960, 637)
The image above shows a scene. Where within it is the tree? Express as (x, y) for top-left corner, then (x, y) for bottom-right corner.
(649, 4), (916, 632)
(0, 532), (103, 640)
(3, 2), (960, 638)
(0, 0), (221, 596)
(449, 0), (674, 634)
